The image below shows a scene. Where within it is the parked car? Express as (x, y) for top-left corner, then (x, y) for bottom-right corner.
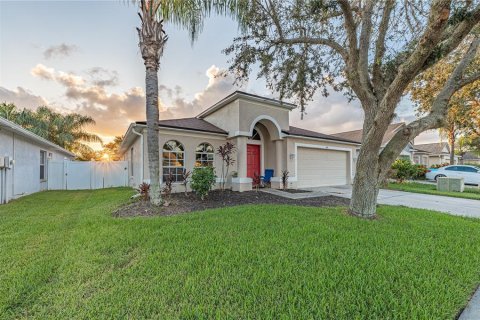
(426, 165), (480, 185)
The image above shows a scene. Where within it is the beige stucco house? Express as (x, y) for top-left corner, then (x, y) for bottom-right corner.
(119, 91), (360, 192)
(413, 142), (461, 166)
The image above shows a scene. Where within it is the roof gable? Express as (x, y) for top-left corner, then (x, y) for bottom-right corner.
(331, 123), (405, 146)
(414, 142), (450, 154)
(196, 91), (296, 119)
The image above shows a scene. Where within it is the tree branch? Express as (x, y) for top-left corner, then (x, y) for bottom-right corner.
(377, 0), (452, 122)
(372, 0), (395, 94)
(272, 37), (348, 59)
(358, 0), (375, 96)
(378, 37), (480, 174)
(338, 0), (358, 61)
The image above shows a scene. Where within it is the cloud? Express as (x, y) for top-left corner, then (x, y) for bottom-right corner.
(290, 91), (365, 134)
(28, 63), (238, 137)
(0, 86), (48, 109)
(158, 65), (240, 119)
(43, 43), (78, 59)
(31, 64), (85, 87)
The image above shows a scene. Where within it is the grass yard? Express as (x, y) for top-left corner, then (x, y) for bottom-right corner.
(387, 181), (480, 200)
(1, 189), (480, 319)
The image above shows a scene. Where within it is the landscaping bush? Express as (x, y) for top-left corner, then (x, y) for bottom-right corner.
(391, 159), (417, 182)
(431, 163), (450, 169)
(414, 164), (428, 179)
(137, 182), (150, 201)
(191, 166), (216, 200)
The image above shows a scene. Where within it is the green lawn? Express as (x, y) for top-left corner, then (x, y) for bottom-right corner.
(1, 189), (480, 319)
(387, 181), (480, 200)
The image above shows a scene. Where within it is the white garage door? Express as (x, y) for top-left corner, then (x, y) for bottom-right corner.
(297, 147), (349, 188)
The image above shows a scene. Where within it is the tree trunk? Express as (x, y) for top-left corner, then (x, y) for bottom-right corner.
(348, 113), (390, 218)
(349, 148), (381, 218)
(145, 67), (162, 206)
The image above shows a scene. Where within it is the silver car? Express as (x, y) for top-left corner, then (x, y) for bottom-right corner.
(426, 165), (480, 185)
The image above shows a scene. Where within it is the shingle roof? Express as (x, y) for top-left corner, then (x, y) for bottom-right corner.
(463, 151), (480, 160)
(283, 126), (360, 144)
(413, 142), (450, 154)
(331, 123), (405, 146)
(135, 118), (227, 135)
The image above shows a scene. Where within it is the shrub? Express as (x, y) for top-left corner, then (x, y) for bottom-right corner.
(137, 182), (150, 201)
(391, 159), (417, 182)
(431, 163), (449, 169)
(253, 172), (261, 191)
(414, 164), (428, 179)
(191, 166), (216, 200)
(162, 172), (174, 206)
(181, 170), (191, 196)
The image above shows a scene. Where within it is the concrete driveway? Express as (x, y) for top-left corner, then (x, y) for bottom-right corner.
(307, 185), (480, 218)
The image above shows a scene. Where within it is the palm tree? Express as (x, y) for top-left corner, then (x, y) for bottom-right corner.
(1, 103), (101, 157)
(135, 0), (242, 206)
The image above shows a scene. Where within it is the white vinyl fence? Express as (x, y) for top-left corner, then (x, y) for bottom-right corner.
(47, 160), (129, 190)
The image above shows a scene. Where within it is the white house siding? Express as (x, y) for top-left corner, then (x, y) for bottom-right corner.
(0, 129), (72, 203)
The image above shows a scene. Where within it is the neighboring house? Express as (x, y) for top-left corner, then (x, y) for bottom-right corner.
(119, 91), (360, 192)
(460, 151), (480, 165)
(413, 142), (460, 166)
(331, 122), (416, 161)
(0, 116), (75, 204)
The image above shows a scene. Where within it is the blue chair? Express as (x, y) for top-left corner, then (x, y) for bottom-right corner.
(261, 169), (274, 187)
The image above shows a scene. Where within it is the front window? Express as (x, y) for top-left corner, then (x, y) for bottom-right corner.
(162, 140), (184, 182)
(40, 150), (47, 181)
(195, 143), (214, 167)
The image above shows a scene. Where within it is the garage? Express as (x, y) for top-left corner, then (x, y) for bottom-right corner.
(297, 147), (349, 188)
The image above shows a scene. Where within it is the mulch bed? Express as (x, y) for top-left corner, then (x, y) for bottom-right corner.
(113, 190), (349, 217)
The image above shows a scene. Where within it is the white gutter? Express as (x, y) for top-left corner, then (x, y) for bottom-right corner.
(131, 126), (144, 183)
(285, 134), (361, 146)
(0, 117), (75, 157)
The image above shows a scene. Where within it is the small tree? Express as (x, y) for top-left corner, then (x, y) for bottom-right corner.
(216, 142), (236, 190)
(181, 170), (191, 196)
(191, 167), (216, 200)
(161, 172), (174, 206)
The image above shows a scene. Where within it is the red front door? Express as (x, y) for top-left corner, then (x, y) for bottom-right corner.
(247, 144), (261, 179)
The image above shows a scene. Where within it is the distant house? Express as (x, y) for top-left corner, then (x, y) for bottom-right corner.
(331, 122), (415, 161)
(0, 116), (74, 204)
(413, 142), (460, 166)
(461, 151), (480, 165)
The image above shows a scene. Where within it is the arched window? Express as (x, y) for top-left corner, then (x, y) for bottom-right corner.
(249, 128), (261, 141)
(162, 140), (184, 182)
(195, 143), (214, 167)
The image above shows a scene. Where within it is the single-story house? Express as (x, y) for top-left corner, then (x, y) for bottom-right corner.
(461, 151), (480, 165)
(0, 116), (75, 204)
(331, 122), (416, 161)
(119, 91), (360, 192)
(413, 142), (460, 166)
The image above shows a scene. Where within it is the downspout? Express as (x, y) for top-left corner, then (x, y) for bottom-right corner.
(132, 126), (144, 184)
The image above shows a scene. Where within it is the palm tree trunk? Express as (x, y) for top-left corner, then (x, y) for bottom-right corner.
(145, 67), (162, 206)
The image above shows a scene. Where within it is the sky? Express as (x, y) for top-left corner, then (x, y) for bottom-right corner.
(0, 0), (441, 149)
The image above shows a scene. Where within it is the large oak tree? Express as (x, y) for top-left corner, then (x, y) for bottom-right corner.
(409, 40), (480, 164)
(223, 0), (480, 217)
